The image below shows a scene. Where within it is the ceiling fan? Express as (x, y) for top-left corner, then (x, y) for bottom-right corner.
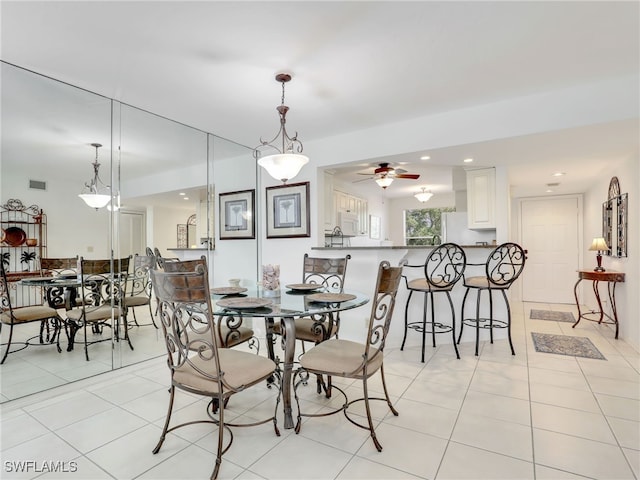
(355, 162), (420, 188)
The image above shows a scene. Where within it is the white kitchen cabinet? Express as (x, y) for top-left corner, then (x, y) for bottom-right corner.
(466, 167), (495, 229)
(333, 189), (368, 235)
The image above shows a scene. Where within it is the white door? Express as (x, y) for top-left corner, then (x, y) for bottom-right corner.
(520, 196), (580, 303)
(119, 211), (146, 259)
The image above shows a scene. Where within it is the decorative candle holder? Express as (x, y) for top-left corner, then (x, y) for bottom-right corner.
(262, 264), (280, 297)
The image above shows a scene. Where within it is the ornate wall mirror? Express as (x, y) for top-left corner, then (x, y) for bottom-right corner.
(602, 176), (628, 258)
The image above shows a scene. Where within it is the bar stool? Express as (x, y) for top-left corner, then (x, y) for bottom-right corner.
(457, 242), (526, 356)
(401, 243), (466, 361)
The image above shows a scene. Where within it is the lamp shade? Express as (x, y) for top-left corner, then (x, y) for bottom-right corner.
(414, 190), (433, 203)
(589, 237), (608, 251)
(78, 193), (111, 209)
(375, 177), (393, 188)
(258, 153), (309, 183)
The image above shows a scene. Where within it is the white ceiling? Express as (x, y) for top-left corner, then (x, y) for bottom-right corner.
(1, 1), (638, 202)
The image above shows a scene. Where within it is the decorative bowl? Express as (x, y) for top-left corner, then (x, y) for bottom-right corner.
(25, 238), (38, 247)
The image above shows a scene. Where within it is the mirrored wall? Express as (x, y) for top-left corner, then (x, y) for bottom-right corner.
(0, 61), (257, 401)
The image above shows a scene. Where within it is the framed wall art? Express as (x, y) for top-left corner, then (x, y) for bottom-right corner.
(219, 189), (255, 240)
(266, 181), (310, 238)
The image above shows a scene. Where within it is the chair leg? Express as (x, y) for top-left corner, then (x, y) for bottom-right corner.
(458, 287), (470, 344)
(0, 323), (14, 364)
(401, 290), (414, 350)
(502, 290), (515, 355)
(421, 292), (427, 363)
(446, 292), (460, 359)
(213, 395), (224, 480)
(362, 376), (382, 452)
(153, 384), (176, 454)
(131, 307), (140, 327)
(488, 289), (494, 344)
(84, 321), (90, 361)
(429, 291), (436, 349)
(379, 363), (398, 417)
(474, 289), (481, 356)
(147, 301), (158, 328)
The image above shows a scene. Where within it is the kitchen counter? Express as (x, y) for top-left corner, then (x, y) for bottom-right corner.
(312, 244), (495, 251)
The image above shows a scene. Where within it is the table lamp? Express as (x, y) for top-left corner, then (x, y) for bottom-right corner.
(589, 237), (608, 272)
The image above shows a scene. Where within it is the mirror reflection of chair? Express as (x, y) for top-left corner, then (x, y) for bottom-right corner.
(153, 247), (178, 270)
(401, 243), (466, 361)
(292, 261), (402, 452)
(40, 257), (82, 310)
(1, 261), (63, 364)
(457, 242), (527, 356)
(65, 257), (132, 361)
(164, 256), (259, 353)
(150, 265), (280, 480)
(123, 254), (157, 328)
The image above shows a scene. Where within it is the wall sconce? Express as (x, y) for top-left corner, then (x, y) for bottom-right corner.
(589, 237), (608, 272)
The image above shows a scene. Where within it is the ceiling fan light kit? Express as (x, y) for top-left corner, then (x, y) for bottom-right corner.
(358, 162), (420, 189)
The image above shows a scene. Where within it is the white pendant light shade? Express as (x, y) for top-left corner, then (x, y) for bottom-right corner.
(258, 153), (309, 183)
(254, 73), (308, 184)
(375, 177), (393, 188)
(79, 143), (111, 210)
(79, 193), (111, 209)
(414, 188), (433, 203)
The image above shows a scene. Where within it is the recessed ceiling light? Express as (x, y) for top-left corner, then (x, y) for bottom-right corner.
(183, 197), (189, 200)
(552, 172), (566, 177)
(179, 192), (186, 196)
(420, 155), (430, 160)
(463, 158), (474, 163)
(546, 189), (553, 193)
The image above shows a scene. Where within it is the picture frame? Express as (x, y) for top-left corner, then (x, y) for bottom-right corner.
(266, 181), (310, 238)
(219, 189), (255, 240)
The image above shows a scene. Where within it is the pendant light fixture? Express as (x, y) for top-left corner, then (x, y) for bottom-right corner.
(254, 73), (309, 183)
(78, 143), (111, 209)
(414, 188), (433, 203)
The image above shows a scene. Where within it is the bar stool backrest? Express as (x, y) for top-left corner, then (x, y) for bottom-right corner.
(486, 242), (526, 287)
(424, 243), (466, 288)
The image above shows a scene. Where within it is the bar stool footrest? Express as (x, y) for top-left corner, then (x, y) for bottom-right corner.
(462, 317), (508, 329)
(407, 321), (454, 334)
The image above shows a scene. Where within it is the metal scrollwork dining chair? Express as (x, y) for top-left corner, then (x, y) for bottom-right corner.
(150, 264), (280, 480)
(123, 253), (157, 328)
(292, 260), (402, 452)
(0, 261), (64, 363)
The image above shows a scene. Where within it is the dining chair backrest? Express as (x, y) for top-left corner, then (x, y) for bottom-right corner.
(76, 256), (131, 307)
(162, 256), (207, 273)
(40, 257), (79, 277)
(424, 243), (466, 288)
(129, 254), (155, 297)
(485, 242), (526, 287)
(150, 264), (222, 376)
(364, 261), (403, 363)
(0, 261), (14, 313)
(302, 253), (351, 292)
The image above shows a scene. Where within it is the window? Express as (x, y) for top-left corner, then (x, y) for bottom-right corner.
(404, 207), (455, 245)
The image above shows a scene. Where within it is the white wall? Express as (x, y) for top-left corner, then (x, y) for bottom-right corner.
(582, 155), (639, 350)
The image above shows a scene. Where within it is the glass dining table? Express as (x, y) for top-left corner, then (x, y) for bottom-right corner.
(211, 286), (369, 429)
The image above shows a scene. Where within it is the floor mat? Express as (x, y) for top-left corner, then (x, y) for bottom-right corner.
(531, 332), (606, 360)
(530, 309), (575, 323)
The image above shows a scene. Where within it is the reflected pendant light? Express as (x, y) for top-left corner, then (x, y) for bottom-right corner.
(78, 143), (111, 209)
(414, 188), (433, 203)
(254, 73), (309, 183)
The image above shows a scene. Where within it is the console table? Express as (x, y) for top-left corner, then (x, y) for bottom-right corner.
(573, 270), (625, 338)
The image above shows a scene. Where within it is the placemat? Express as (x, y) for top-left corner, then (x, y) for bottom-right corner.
(216, 297), (272, 310)
(307, 292), (356, 303)
(285, 283), (322, 291)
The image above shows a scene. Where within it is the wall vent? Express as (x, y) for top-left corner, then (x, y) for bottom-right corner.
(29, 179), (47, 190)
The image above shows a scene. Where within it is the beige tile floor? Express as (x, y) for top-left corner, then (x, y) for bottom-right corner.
(1, 300), (639, 479)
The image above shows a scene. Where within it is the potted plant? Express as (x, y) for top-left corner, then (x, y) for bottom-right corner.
(20, 251), (37, 272)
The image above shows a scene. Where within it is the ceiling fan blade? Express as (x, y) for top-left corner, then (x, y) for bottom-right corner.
(394, 173), (420, 180)
(356, 172), (375, 176)
(394, 168), (407, 174)
(352, 177), (374, 183)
